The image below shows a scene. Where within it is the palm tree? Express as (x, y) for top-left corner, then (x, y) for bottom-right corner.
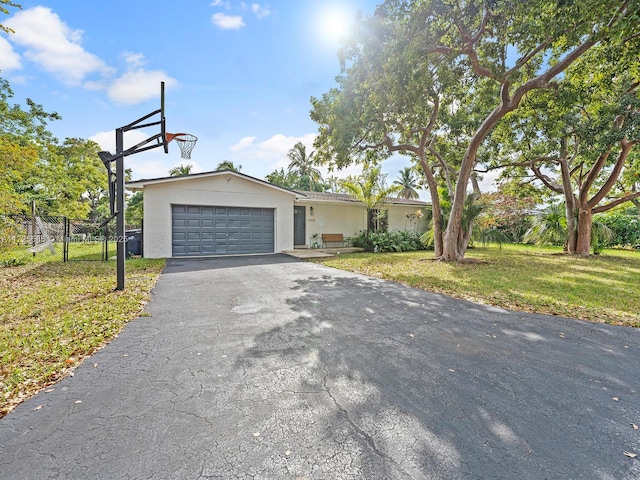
(340, 166), (400, 234)
(524, 203), (613, 253)
(393, 167), (420, 200)
(216, 160), (242, 172)
(523, 203), (568, 246)
(169, 164), (193, 176)
(287, 142), (323, 190)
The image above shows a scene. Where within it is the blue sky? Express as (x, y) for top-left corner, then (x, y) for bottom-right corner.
(0, 0), (423, 189)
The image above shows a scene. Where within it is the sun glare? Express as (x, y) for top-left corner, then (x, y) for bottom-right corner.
(316, 5), (353, 46)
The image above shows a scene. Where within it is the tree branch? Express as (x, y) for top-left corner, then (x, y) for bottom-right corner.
(588, 139), (636, 207)
(531, 164), (563, 193)
(593, 191), (640, 213)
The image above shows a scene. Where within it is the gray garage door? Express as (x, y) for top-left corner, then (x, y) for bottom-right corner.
(172, 205), (274, 256)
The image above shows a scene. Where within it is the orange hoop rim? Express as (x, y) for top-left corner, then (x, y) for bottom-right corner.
(166, 132), (198, 143)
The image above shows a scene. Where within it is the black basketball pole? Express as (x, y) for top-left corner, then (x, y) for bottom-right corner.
(115, 127), (125, 291)
(98, 82), (168, 292)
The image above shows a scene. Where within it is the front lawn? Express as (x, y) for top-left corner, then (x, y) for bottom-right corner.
(0, 258), (165, 417)
(313, 244), (640, 327)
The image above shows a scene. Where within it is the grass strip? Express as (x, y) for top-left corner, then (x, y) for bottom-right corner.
(0, 259), (165, 417)
(313, 244), (640, 327)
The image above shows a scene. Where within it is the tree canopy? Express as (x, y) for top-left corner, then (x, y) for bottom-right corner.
(216, 160), (242, 172)
(265, 142), (328, 192)
(311, 0), (640, 260)
(393, 167), (421, 200)
(0, 0), (20, 33)
(169, 164), (193, 176)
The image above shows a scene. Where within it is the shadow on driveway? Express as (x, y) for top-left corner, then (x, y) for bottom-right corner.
(0, 256), (638, 479)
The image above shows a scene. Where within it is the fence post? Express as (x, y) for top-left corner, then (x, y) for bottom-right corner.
(63, 217), (68, 262)
(103, 225), (109, 261)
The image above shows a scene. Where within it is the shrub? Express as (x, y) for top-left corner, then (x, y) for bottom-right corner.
(352, 230), (428, 253)
(597, 212), (640, 248)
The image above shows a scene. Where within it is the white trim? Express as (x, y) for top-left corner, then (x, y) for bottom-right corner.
(127, 170), (301, 198)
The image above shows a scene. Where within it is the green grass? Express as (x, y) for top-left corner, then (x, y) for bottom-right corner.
(0, 258), (165, 417)
(0, 241), (116, 264)
(313, 244), (640, 327)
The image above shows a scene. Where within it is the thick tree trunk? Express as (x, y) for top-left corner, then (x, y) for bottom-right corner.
(418, 154), (443, 256)
(564, 200), (577, 253)
(458, 222), (474, 255)
(575, 207), (593, 256)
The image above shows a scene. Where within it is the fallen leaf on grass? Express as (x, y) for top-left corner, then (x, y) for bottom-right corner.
(623, 451), (636, 458)
(64, 359), (74, 365)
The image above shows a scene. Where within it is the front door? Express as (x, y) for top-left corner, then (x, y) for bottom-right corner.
(293, 206), (306, 246)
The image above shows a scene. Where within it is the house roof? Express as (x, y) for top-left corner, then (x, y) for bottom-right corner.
(126, 170), (429, 206)
(296, 190), (429, 206)
(126, 170), (304, 197)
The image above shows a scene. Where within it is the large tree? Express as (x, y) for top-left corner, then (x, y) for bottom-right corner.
(311, 0), (639, 260)
(495, 41), (640, 255)
(286, 142), (323, 190)
(0, 77), (60, 215)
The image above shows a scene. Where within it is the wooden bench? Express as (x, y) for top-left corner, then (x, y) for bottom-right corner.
(321, 233), (348, 248)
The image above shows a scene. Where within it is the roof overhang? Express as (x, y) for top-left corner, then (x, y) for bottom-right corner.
(126, 170), (305, 198)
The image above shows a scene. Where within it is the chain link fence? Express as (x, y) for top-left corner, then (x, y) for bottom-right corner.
(0, 215), (133, 264)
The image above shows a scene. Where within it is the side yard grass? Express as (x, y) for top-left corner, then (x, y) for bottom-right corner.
(0, 258), (165, 417)
(313, 244), (640, 327)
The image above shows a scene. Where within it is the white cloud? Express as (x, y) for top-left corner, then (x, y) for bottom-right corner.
(4, 6), (112, 86)
(0, 36), (21, 71)
(107, 70), (178, 105)
(229, 133), (316, 170)
(210, 0), (230, 7)
(122, 51), (145, 69)
(90, 130), (151, 153)
(212, 13), (245, 29)
(251, 4), (271, 19)
(230, 136), (257, 152)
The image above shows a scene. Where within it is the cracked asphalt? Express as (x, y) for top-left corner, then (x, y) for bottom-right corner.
(1, 254), (639, 479)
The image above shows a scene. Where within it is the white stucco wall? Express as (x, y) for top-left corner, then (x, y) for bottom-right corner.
(139, 173), (296, 258)
(298, 202), (366, 245)
(387, 205), (430, 234)
(295, 201), (429, 245)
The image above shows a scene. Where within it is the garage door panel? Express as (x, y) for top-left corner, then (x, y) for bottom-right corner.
(172, 205), (274, 256)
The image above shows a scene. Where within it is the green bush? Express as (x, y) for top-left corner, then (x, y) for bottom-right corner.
(598, 212), (640, 248)
(351, 230), (428, 253)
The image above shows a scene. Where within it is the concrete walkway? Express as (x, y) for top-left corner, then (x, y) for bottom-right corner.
(1, 255), (639, 479)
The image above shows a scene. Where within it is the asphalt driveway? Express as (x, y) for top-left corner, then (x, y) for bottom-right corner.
(1, 254), (639, 479)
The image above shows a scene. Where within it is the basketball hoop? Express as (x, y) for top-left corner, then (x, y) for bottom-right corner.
(167, 133), (198, 159)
